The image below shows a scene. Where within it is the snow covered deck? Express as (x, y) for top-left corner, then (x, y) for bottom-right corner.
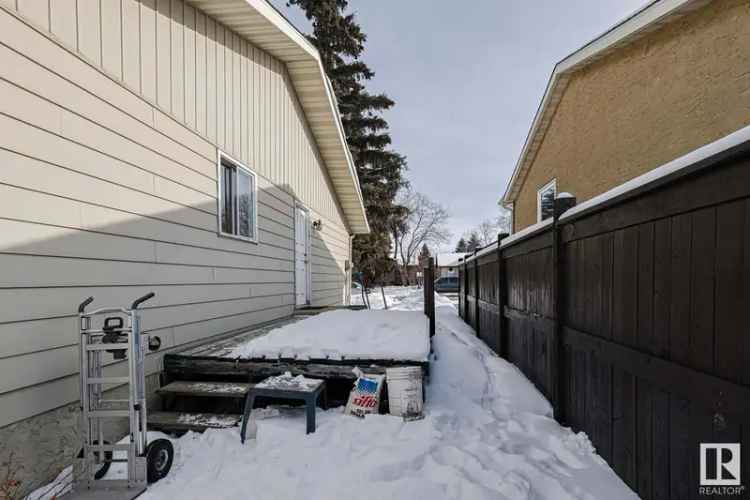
(164, 309), (431, 381)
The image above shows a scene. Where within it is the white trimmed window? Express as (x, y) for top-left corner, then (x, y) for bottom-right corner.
(537, 179), (557, 222)
(218, 152), (257, 242)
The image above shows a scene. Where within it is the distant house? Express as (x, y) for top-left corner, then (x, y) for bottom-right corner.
(0, 0), (368, 492)
(502, 0), (750, 232)
(435, 253), (468, 278)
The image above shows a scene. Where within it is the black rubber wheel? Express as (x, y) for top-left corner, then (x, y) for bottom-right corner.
(77, 440), (112, 480)
(146, 439), (174, 483)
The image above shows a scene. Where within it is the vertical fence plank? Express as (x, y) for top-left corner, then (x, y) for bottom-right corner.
(612, 368), (637, 489)
(613, 227), (638, 347)
(669, 213), (692, 365)
(458, 259), (464, 320)
(474, 252), (480, 335)
(652, 219), (671, 357)
(744, 199), (750, 387)
(690, 207), (716, 373)
(600, 233), (614, 340)
(423, 258), (435, 338)
(651, 389), (670, 500)
(637, 223), (655, 354)
(552, 222), (563, 416)
(497, 235), (508, 358)
(636, 379), (653, 498)
(714, 200), (745, 382)
(669, 395), (692, 499)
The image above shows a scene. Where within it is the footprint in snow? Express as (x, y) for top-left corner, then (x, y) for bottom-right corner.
(368, 454), (426, 481)
(497, 471), (531, 500)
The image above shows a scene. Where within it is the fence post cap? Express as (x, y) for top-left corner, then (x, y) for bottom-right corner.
(554, 193), (577, 218)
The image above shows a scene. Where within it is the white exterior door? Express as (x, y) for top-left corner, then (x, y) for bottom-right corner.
(295, 205), (310, 306)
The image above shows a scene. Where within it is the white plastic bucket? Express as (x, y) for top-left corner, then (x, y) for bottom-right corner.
(386, 366), (424, 420)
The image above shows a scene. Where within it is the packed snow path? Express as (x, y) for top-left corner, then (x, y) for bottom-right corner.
(38, 287), (636, 500)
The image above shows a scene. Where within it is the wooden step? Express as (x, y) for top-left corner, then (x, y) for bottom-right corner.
(148, 411), (240, 432)
(156, 380), (252, 398)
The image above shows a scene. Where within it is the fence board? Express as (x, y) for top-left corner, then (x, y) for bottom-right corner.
(612, 367), (636, 489)
(652, 219), (671, 357)
(690, 207), (716, 373)
(637, 222), (655, 354)
(636, 379), (654, 498)
(651, 389), (670, 500)
(669, 395), (693, 499)
(612, 227), (638, 347)
(715, 200), (746, 383)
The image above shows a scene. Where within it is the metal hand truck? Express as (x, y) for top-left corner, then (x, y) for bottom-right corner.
(73, 293), (173, 498)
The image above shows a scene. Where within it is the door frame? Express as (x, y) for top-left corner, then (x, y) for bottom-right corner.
(294, 202), (312, 307)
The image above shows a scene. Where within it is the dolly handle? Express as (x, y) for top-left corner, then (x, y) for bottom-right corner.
(131, 292), (155, 310)
(78, 296), (94, 313)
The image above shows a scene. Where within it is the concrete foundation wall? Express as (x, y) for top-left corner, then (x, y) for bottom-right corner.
(513, 0), (750, 230)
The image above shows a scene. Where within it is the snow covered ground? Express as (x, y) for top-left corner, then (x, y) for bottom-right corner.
(34, 287), (636, 500)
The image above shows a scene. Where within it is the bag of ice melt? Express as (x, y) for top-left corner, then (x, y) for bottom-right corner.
(345, 368), (385, 418)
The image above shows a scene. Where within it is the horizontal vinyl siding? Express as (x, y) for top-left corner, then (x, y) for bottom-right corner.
(309, 208), (350, 307)
(0, 1), (351, 427)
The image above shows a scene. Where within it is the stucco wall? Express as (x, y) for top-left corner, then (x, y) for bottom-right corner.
(513, 0), (750, 230)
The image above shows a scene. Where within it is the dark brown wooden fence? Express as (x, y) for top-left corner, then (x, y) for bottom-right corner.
(458, 142), (750, 499)
(423, 257), (435, 337)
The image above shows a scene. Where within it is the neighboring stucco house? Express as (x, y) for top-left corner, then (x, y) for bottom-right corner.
(435, 252), (467, 278)
(0, 0), (368, 491)
(502, 0), (750, 232)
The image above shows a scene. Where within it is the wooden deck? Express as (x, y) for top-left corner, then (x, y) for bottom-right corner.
(151, 308), (430, 432)
(163, 310), (430, 382)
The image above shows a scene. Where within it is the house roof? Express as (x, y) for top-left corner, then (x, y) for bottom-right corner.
(436, 253), (469, 268)
(501, 0), (710, 207)
(187, 0), (369, 234)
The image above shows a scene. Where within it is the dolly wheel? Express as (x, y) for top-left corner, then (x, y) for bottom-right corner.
(77, 440), (112, 480)
(146, 439), (174, 483)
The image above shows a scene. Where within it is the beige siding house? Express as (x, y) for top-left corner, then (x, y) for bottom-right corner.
(0, 0), (368, 490)
(503, 0), (750, 231)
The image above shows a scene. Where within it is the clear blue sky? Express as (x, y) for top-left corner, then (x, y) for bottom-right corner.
(270, 0), (648, 248)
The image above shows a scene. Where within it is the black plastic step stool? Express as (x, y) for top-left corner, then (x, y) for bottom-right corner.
(240, 375), (326, 442)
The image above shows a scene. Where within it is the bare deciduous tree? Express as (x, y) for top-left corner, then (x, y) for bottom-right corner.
(392, 189), (451, 284)
(475, 219), (499, 247)
(464, 207), (512, 248)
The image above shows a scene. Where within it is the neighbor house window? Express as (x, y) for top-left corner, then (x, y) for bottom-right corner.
(537, 179), (557, 222)
(218, 152), (257, 242)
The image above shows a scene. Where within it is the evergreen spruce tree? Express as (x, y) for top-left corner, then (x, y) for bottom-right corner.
(455, 237), (468, 253)
(286, 0), (408, 286)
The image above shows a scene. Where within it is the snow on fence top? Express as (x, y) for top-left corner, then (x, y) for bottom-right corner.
(462, 218), (553, 264)
(230, 310), (430, 362)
